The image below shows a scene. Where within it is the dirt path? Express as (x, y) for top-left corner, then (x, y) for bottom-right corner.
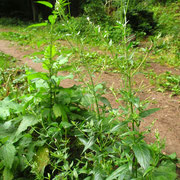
(0, 39), (180, 159)
(0, 39), (48, 72)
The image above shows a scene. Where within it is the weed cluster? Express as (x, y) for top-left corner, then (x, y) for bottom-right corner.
(147, 70), (180, 95)
(0, 52), (27, 99)
(0, 1), (179, 179)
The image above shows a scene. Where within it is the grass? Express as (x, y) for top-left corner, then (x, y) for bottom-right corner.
(0, 52), (27, 99)
(0, 2), (179, 70)
(146, 70), (180, 95)
(0, 19), (179, 96)
(0, 51), (16, 69)
(149, 1), (180, 67)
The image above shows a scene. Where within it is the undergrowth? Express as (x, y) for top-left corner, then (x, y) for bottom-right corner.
(0, 52), (27, 99)
(0, 1), (179, 179)
(147, 70), (180, 95)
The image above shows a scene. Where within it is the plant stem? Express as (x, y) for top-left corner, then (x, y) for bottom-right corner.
(121, 0), (138, 177)
(49, 24), (53, 121)
(87, 67), (101, 122)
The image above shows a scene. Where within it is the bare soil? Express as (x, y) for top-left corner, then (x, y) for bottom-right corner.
(0, 38), (180, 161)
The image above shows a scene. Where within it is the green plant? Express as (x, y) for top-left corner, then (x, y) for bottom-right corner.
(0, 1), (178, 179)
(82, 0), (109, 24)
(0, 17), (26, 26)
(157, 71), (180, 95)
(145, 70), (180, 95)
(0, 52), (16, 69)
(0, 31), (32, 46)
(0, 52), (27, 99)
(152, 2), (180, 37)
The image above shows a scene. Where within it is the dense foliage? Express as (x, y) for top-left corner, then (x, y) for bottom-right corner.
(0, 0), (179, 179)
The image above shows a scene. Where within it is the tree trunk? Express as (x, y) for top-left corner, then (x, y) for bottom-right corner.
(31, 0), (37, 21)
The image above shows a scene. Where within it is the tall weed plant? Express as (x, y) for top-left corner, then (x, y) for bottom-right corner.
(0, 0), (178, 179)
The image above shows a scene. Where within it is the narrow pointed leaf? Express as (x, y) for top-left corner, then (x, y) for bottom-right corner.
(94, 170), (103, 180)
(99, 97), (112, 108)
(106, 164), (128, 180)
(36, 1), (53, 8)
(79, 137), (99, 153)
(28, 22), (47, 28)
(82, 136), (95, 153)
(139, 108), (160, 118)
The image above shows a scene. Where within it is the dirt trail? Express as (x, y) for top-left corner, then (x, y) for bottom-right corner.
(0, 39), (47, 72)
(0, 39), (180, 158)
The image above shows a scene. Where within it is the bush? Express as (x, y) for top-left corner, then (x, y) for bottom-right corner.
(81, 0), (108, 24)
(127, 9), (157, 35)
(0, 17), (26, 26)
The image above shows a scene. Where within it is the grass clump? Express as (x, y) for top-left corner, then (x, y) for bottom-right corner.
(145, 70), (180, 95)
(158, 72), (180, 95)
(0, 52), (16, 69)
(0, 52), (27, 99)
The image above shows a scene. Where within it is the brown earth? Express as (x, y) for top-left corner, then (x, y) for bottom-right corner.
(0, 38), (180, 161)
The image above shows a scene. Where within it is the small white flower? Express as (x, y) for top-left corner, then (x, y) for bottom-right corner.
(55, 0), (60, 11)
(97, 25), (101, 33)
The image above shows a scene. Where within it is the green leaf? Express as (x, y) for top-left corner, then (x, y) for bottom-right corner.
(99, 97), (112, 108)
(37, 40), (46, 48)
(36, 1), (53, 8)
(56, 89), (71, 105)
(73, 168), (78, 178)
(106, 164), (128, 180)
(79, 137), (99, 153)
(16, 115), (39, 136)
(27, 72), (49, 81)
(0, 98), (22, 119)
(44, 45), (57, 59)
(167, 153), (177, 160)
(0, 106), (10, 120)
(139, 108), (160, 118)
(34, 79), (49, 90)
(53, 74), (73, 85)
(109, 124), (121, 133)
(53, 104), (68, 122)
(84, 177), (91, 180)
(94, 170), (103, 180)
(3, 167), (13, 180)
(0, 143), (16, 169)
(152, 160), (177, 180)
(48, 15), (57, 25)
(132, 143), (151, 170)
(54, 55), (68, 68)
(53, 104), (62, 118)
(28, 22), (48, 28)
(94, 84), (103, 92)
(35, 147), (49, 175)
(61, 121), (72, 129)
(60, 105), (68, 122)
(81, 137), (95, 154)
